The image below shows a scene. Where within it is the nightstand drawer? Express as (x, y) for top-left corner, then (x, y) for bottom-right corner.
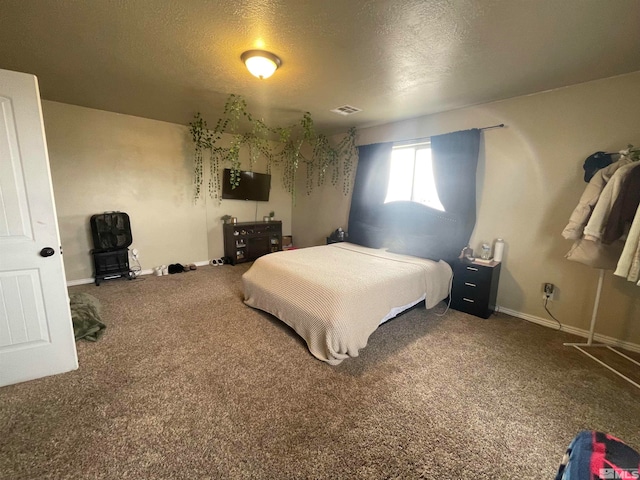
(450, 295), (491, 318)
(450, 260), (501, 319)
(451, 279), (491, 301)
(454, 263), (493, 282)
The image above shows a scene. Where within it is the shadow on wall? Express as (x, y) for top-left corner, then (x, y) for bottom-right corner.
(541, 175), (581, 261)
(612, 277), (640, 341)
(496, 260), (525, 310)
(181, 128), (197, 204)
(57, 214), (93, 278)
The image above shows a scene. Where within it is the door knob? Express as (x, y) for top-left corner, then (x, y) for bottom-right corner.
(40, 247), (55, 257)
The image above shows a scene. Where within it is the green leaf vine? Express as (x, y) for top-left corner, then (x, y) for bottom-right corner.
(189, 94), (358, 203)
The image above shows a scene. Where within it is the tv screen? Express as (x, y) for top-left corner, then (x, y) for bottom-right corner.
(221, 169), (271, 202)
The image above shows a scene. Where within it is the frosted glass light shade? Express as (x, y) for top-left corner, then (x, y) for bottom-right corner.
(241, 50), (281, 79)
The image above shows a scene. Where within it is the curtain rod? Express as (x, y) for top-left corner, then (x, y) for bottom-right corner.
(390, 123), (506, 148)
(480, 123), (505, 131)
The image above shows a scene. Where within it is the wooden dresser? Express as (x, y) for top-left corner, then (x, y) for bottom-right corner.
(223, 221), (282, 265)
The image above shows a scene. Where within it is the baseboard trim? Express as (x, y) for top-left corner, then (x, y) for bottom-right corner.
(497, 306), (640, 354)
(66, 277), (95, 287)
(66, 260), (213, 287)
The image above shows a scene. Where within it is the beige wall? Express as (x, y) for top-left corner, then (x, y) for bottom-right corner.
(293, 141), (354, 246)
(202, 139), (293, 261)
(293, 71), (640, 345)
(43, 101), (292, 281)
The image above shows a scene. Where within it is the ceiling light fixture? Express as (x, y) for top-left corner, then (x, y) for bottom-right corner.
(241, 50), (282, 79)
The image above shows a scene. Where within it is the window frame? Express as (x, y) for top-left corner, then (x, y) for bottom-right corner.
(385, 141), (443, 211)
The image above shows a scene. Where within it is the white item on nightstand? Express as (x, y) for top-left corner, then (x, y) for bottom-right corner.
(494, 238), (505, 262)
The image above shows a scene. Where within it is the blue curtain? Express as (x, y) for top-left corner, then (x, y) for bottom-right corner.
(347, 142), (393, 248)
(347, 129), (481, 262)
(430, 128), (481, 250)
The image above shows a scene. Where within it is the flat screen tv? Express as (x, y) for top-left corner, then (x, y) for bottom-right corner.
(221, 168), (271, 202)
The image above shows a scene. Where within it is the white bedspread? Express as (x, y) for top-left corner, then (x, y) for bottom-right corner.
(242, 243), (452, 364)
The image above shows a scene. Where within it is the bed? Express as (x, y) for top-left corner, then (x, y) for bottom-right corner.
(242, 242), (453, 364)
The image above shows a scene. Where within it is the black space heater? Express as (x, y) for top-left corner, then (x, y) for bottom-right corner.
(90, 212), (133, 285)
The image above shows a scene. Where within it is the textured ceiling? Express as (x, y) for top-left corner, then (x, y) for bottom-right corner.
(1, 0), (639, 134)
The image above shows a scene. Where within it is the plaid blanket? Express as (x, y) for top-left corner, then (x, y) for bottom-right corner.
(556, 431), (640, 480)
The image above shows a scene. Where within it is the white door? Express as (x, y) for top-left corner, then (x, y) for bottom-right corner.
(0, 69), (77, 387)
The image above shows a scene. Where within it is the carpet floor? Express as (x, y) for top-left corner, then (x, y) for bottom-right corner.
(1, 264), (639, 479)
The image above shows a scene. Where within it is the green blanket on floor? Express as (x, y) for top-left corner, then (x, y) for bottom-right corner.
(69, 293), (106, 341)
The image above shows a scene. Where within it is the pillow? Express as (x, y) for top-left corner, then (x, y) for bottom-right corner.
(387, 233), (459, 262)
(347, 220), (387, 249)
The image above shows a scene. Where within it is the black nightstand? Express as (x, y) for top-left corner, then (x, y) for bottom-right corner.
(450, 260), (501, 318)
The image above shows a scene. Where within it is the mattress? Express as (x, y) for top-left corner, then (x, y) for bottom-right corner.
(242, 242), (452, 364)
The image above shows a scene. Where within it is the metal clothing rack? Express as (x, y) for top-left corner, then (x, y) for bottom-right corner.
(564, 268), (640, 389)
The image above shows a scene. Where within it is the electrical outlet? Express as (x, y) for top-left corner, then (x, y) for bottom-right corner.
(131, 248), (139, 259)
(543, 283), (555, 301)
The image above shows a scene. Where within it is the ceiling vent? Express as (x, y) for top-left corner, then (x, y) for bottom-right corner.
(330, 105), (362, 116)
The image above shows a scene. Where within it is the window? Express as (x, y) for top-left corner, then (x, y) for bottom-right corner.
(384, 143), (444, 211)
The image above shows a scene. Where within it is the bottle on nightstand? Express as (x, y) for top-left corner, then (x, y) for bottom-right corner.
(494, 238), (504, 262)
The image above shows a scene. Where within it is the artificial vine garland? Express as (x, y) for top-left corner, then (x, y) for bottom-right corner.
(189, 94), (357, 203)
